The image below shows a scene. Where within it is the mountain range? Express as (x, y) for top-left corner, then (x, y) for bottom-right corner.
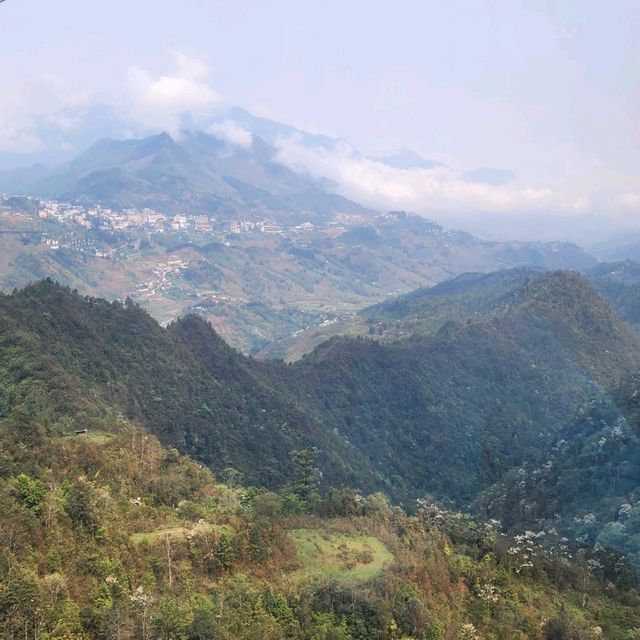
(0, 129), (367, 219)
(260, 261), (640, 361)
(3, 266), (640, 637)
(0, 192), (598, 354)
(3, 270), (640, 562)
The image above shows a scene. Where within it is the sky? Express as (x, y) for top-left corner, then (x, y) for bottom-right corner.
(2, 0), (640, 238)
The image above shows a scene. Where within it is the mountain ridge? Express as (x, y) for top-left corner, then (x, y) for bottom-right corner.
(0, 130), (370, 218)
(2, 271), (637, 508)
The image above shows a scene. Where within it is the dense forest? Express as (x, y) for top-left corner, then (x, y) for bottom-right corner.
(2, 273), (638, 503)
(3, 274), (640, 637)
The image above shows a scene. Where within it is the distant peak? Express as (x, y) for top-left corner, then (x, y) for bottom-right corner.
(374, 150), (448, 171)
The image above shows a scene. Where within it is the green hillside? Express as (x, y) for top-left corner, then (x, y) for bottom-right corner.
(1, 272), (638, 507)
(263, 262), (640, 363)
(259, 267), (544, 361)
(0, 197), (598, 355)
(269, 272), (640, 502)
(2, 415), (639, 639)
(0, 280), (374, 491)
(2, 275), (640, 637)
(587, 261), (640, 330)
(475, 394), (640, 572)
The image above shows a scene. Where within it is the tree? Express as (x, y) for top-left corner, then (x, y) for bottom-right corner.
(64, 481), (98, 534)
(153, 596), (194, 640)
(290, 447), (321, 510)
(0, 566), (42, 640)
(16, 473), (47, 514)
(216, 534), (235, 572)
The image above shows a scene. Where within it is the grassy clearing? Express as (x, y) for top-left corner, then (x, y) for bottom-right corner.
(131, 521), (231, 545)
(64, 431), (114, 445)
(289, 528), (393, 584)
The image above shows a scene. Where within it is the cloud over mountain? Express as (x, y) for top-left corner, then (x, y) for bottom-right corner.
(3, 53), (635, 222)
(125, 53), (222, 135)
(274, 135), (588, 216)
(207, 120), (253, 149)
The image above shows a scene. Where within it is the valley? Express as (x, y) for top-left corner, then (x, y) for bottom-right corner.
(0, 193), (597, 354)
(3, 131), (640, 639)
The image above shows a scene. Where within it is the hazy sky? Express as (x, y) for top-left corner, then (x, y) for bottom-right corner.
(2, 0), (640, 226)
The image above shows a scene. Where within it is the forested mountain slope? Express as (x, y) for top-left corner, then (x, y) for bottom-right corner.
(261, 263), (640, 362)
(475, 394), (640, 571)
(3, 275), (640, 637)
(269, 272), (640, 502)
(3, 416), (639, 639)
(0, 281), (374, 490)
(587, 260), (640, 331)
(258, 267), (544, 360)
(1, 272), (638, 508)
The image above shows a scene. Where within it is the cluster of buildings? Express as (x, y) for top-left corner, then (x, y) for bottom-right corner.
(136, 259), (190, 296)
(35, 199), (376, 240)
(37, 200), (294, 236)
(227, 219), (284, 234)
(38, 201), (192, 232)
(16, 198), (408, 262)
(38, 201), (92, 228)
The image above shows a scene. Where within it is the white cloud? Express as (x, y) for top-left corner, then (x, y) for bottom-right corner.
(0, 75), (89, 154)
(0, 52), (605, 220)
(125, 52), (221, 134)
(207, 120), (253, 149)
(615, 192), (640, 210)
(275, 135), (589, 216)
(0, 109), (44, 154)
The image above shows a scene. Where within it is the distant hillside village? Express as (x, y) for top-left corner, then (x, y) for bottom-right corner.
(36, 199), (371, 237)
(1, 195), (444, 262)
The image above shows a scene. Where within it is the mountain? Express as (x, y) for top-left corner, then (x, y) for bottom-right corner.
(591, 232), (640, 263)
(262, 260), (640, 362)
(259, 266), (580, 361)
(219, 105), (341, 150)
(587, 260), (640, 331)
(475, 393), (640, 572)
(270, 272), (640, 502)
(258, 267), (543, 361)
(4, 275), (640, 636)
(2, 272), (636, 507)
(374, 150), (448, 170)
(0, 197), (598, 354)
(0, 280), (375, 491)
(0, 102), (345, 169)
(0, 130), (368, 219)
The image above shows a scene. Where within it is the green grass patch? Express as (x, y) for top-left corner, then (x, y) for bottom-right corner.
(64, 431), (115, 445)
(289, 528), (393, 584)
(131, 521), (231, 545)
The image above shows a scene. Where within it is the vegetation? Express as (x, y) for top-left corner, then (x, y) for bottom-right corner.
(266, 262), (640, 362)
(1, 416), (640, 639)
(2, 272), (639, 506)
(0, 197), (598, 354)
(260, 267), (544, 360)
(476, 395), (640, 573)
(288, 529), (394, 584)
(2, 273), (640, 636)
